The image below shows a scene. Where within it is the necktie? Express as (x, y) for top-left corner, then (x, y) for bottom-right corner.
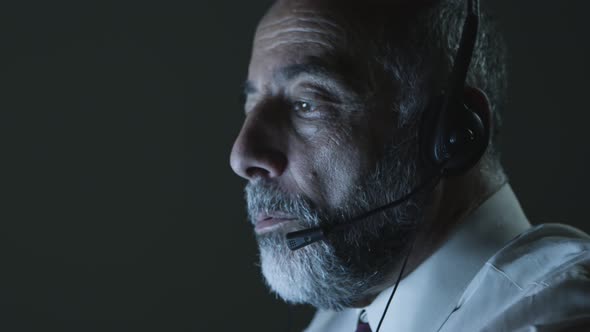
(356, 310), (372, 332)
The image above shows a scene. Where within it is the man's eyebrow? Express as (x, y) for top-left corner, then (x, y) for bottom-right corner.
(276, 62), (346, 84)
(241, 59), (360, 99)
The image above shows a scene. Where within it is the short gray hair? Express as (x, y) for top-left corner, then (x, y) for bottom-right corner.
(349, 0), (508, 169)
(425, 0), (507, 160)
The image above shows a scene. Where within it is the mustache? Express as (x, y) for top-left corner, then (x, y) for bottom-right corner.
(245, 180), (324, 229)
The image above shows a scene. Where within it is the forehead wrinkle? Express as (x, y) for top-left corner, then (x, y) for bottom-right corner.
(256, 27), (335, 42)
(255, 18), (347, 54)
(262, 39), (336, 53)
(258, 15), (346, 35)
(257, 16), (298, 33)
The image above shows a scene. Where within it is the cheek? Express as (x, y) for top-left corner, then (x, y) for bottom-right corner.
(320, 147), (366, 207)
(287, 112), (383, 208)
(298, 132), (370, 208)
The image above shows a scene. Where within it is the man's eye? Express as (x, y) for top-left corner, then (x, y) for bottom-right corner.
(292, 101), (314, 113)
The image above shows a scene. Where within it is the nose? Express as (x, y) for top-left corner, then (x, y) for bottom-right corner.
(230, 112), (287, 180)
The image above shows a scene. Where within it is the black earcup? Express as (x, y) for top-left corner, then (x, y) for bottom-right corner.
(419, 0), (486, 177)
(420, 95), (489, 176)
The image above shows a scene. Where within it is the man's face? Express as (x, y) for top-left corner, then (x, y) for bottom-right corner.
(230, 0), (426, 309)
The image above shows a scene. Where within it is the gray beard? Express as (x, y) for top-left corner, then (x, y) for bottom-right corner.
(245, 142), (426, 310)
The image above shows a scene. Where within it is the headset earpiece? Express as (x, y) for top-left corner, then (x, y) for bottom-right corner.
(429, 97), (488, 176)
(420, 0), (488, 177)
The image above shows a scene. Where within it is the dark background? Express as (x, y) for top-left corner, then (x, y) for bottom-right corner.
(1, 1), (588, 331)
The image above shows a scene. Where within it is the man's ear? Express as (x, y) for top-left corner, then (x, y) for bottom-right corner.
(464, 86), (493, 143)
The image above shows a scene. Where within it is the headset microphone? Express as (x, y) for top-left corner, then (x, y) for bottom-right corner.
(286, 0), (485, 252)
(286, 170), (442, 250)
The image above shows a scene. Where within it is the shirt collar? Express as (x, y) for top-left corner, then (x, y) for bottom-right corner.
(363, 184), (531, 332)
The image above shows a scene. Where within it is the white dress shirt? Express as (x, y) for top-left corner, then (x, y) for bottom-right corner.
(304, 185), (590, 331)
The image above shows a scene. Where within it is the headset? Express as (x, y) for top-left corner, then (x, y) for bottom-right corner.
(422, 0), (487, 176)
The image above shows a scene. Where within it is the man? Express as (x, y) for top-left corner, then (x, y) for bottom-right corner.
(229, 0), (590, 331)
